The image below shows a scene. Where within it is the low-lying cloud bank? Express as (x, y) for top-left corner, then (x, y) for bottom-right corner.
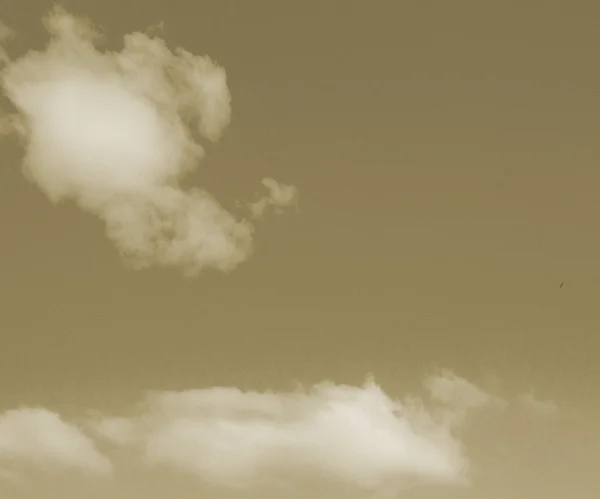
(0, 6), (297, 276)
(0, 371), (518, 491)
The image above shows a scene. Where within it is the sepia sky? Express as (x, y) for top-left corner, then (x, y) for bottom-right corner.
(0, 1), (599, 498)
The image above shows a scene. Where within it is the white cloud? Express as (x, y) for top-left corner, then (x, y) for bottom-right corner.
(0, 408), (111, 475)
(91, 377), (468, 490)
(518, 391), (557, 417)
(0, 6), (296, 276)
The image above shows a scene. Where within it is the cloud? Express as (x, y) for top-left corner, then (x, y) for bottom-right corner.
(0, 373), (513, 491)
(90, 376), (468, 491)
(250, 177), (299, 218)
(518, 391), (557, 417)
(0, 6), (297, 276)
(424, 370), (507, 427)
(0, 407), (111, 475)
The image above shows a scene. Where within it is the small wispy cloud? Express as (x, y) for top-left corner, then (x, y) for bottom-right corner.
(0, 468), (22, 484)
(424, 369), (507, 427)
(250, 177), (299, 218)
(518, 391), (557, 417)
(0, 6), (297, 276)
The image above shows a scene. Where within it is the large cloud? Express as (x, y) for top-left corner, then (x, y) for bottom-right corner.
(0, 373), (512, 492)
(0, 6), (297, 275)
(88, 376), (473, 491)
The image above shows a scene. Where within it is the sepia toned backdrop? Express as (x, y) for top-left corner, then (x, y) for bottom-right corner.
(0, 1), (598, 498)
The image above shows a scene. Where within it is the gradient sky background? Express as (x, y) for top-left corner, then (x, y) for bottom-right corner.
(0, 1), (599, 498)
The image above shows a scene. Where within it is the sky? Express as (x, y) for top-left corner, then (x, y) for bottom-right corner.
(0, 1), (599, 498)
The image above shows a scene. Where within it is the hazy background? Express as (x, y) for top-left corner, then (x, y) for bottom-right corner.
(0, 1), (598, 497)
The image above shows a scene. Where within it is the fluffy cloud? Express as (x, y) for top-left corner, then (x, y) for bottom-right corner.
(89, 377), (469, 490)
(0, 7), (296, 276)
(0, 408), (111, 476)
